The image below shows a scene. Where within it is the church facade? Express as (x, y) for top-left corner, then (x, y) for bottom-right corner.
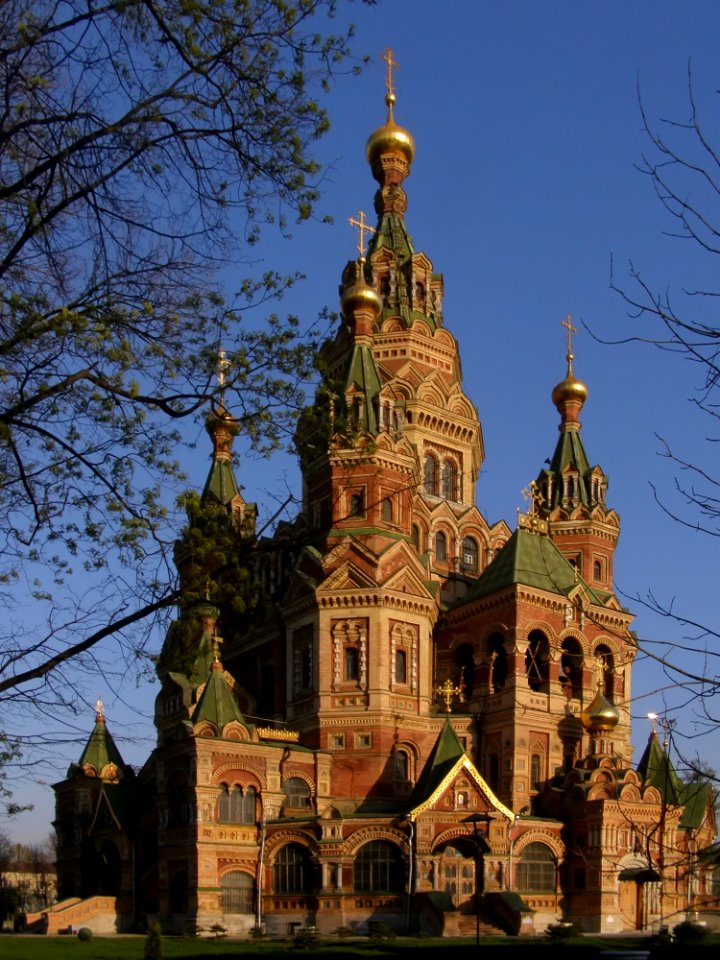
(52, 67), (716, 938)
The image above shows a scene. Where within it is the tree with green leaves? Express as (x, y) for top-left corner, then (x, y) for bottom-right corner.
(0, 0), (367, 732)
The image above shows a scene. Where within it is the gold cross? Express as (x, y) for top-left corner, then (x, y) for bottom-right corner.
(95, 695), (104, 720)
(561, 313), (577, 355)
(212, 629), (224, 663)
(348, 210), (375, 260)
(217, 347), (229, 390)
(436, 678), (462, 713)
(381, 47), (399, 98)
(522, 479), (544, 516)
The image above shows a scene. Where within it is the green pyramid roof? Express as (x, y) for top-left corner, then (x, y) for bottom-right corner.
(636, 733), (684, 805)
(407, 718), (467, 811)
(78, 715), (128, 775)
(193, 661), (247, 731)
(202, 457), (241, 508)
(344, 342), (382, 434)
(455, 527), (603, 607)
(636, 733), (713, 829)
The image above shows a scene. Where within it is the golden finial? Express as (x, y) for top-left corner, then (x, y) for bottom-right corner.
(521, 479), (544, 517)
(95, 695), (104, 721)
(561, 313), (577, 362)
(217, 347), (230, 392)
(518, 480), (548, 535)
(436, 678), (462, 713)
(212, 629), (224, 663)
(381, 47), (399, 102)
(348, 210), (376, 261)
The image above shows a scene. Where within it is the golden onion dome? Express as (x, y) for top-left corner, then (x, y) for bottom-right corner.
(366, 93), (415, 169)
(342, 270), (382, 318)
(551, 354), (588, 409)
(581, 688), (620, 732)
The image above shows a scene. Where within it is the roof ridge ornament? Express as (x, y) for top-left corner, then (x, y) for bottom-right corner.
(348, 209), (376, 263)
(436, 677), (462, 713)
(518, 479), (549, 535)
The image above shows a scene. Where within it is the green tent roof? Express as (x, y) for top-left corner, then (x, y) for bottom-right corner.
(193, 661), (248, 731)
(455, 527), (603, 607)
(407, 718), (467, 811)
(78, 717), (128, 774)
(636, 733), (711, 828)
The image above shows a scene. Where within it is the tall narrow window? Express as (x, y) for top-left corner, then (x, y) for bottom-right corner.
(349, 492), (364, 517)
(381, 497), (393, 522)
(441, 460), (457, 500)
(411, 524), (420, 549)
(461, 537), (479, 572)
(435, 531), (447, 563)
(395, 649), (407, 684)
(530, 754), (542, 791)
(344, 646), (359, 681)
(423, 454), (437, 495)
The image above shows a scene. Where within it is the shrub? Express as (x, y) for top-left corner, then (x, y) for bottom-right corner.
(293, 925), (319, 948)
(209, 922), (228, 940)
(144, 922), (163, 960)
(673, 920), (709, 943)
(367, 921), (396, 945)
(250, 924), (266, 939)
(335, 925), (353, 938)
(77, 927), (93, 942)
(546, 921), (576, 939)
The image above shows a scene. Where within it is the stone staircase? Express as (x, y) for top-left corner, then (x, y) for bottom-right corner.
(23, 896), (121, 934)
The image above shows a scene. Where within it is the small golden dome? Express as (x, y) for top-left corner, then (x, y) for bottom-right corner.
(551, 354), (588, 409)
(342, 272), (382, 317)
(581, 688), (620, 732)
(366, 93), (415, 169)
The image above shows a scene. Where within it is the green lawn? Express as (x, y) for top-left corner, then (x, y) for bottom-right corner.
(1, 933), (719, 960)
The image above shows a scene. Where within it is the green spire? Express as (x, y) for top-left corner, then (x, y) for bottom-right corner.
(193, 659), (248, 732)
(77, 699), (128, 777)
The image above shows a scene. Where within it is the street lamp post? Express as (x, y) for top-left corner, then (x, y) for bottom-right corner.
(462, 813), (491, 947)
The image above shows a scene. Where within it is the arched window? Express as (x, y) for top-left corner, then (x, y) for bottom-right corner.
(593, 559), (602, 582)
(353, 840), (404, 893)
(530, 754), (542, 791)
(560, 637), (583, 700)
(393, 749), (409, 782)
(423, 454), (438, 495)
(221, 871), (255, 914)
(218, 784), (258, 824)
(525, 631), (550, 692)
(461, 537), (479, 573)
(441, 460), (457, 501)
(435, 530), (447, 563)
(516, 843), (556, 892)
(595, 644), (615, 700)
(456, 643), (475, 700)
(381, 497), (393, 522)
(411, 524), (420, 550)
(273, 843), (313, 894)
(344, 646), (359, 681)
(283, 777), (311, 810)
(168, 773), (191, 827)
(349, 491), (364, 517)
(488, 633), (507, 692)
(395, 648), (407, 684)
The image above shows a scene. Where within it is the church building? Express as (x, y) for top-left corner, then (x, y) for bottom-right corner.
(51, 59), (716, 938)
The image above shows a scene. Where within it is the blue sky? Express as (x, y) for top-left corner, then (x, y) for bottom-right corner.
(8, 0), (720, 842)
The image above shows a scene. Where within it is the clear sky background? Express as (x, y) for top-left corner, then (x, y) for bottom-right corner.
(8, 0), (720, 843)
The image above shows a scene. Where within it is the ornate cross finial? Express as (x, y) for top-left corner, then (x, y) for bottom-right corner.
(522, 479), (544, 517)
(561, 313), (577, 357)
(95, 695), (104, 720)
(436, 678), (462, 713)
(348, 210), (375, 261)
(217, 347), (229, 391)
(647, 711), (658, 736)
(212, 629), (224, 663)
(381, 47), (399, 98)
